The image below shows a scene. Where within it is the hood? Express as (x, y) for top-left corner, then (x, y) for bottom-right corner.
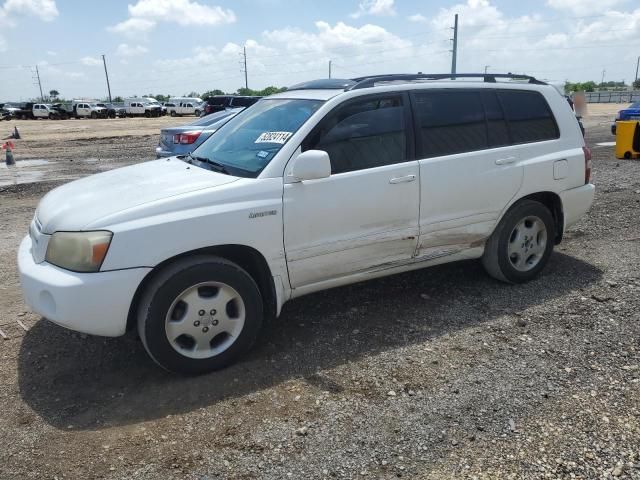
(36, 158), (239, 233)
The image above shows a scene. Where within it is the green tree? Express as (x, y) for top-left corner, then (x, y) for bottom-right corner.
(201, 89), (225, 98)
(49, 89), (59, 99)
(633, 79), (640, 90)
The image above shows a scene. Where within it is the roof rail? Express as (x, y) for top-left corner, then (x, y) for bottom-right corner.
(287, 79), (357, 91)
(347, 73), (547, 90)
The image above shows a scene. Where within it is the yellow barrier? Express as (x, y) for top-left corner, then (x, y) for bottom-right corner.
(615, 120), (640, 160)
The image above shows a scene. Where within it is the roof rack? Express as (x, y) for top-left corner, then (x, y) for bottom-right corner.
(287, 79), (357, 91)
(347, 73), (547, 90)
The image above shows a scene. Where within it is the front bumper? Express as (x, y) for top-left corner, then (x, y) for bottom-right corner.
(18, 235), (151, 337)
(560, 183), (595, 230)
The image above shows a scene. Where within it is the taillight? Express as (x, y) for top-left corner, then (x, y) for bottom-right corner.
(583, 146), (592, 184)
(179, 131), (201, 144)
(173, 132), (201, 144)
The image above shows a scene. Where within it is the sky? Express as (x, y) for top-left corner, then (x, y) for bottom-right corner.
(0, 0), (639, 101)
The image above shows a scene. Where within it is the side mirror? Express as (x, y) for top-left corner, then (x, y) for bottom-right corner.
(289, 150), (331, 182)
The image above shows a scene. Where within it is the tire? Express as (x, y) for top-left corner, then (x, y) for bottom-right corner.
(170, 111), (176, 117)
(482, 200), (555, 284)
(144, 111), (151, 118)
(91, 111), (97, 119)
(48, 113), (55, 120)
(137, 255), (264, 374)
(194, 110), (200, 117)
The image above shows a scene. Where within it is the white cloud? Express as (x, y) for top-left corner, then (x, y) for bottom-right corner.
(2, 0), (58, 21)
(108, 17), (156, 35)
(546, 0), (624, 14)
(408, 13), (428, 23)
(351, 0), (396, 18)
(116, 43), (149, 57)
(108, 0), (235, 35)
(80, 56), (101, 66)
(46, 50), (56, 56)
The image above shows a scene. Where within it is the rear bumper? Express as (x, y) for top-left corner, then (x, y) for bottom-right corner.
(560, 183), (595, 230)
(155, 146), (173, 158)
(18, 235), (151, 337)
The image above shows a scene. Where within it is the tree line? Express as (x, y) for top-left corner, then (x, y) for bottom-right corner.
(565, 79), (640, 93)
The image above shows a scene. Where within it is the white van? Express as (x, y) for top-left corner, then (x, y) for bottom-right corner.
(18, 74), (594, 374)
(166, 97), (203, 116)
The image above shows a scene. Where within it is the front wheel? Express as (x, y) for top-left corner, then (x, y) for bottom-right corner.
(137, 255), (264, 374)
(90, 111), (97, 119)
(482, 200), (555, 284)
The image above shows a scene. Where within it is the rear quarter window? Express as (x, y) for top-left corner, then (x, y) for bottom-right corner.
(498, 90), (559, 144)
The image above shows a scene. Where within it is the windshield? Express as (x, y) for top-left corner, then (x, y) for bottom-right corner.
(630, 102), (640, 109)
(193, 98), (323, 177)
(187, 108), (242, 127)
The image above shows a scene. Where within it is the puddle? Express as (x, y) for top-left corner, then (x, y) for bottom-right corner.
(595, 141), (616, 147)
(0, 159), (50, 186)
(0, 159), (50, 168)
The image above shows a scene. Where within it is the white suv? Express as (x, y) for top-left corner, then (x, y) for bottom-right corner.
(18, 74), (595, 374)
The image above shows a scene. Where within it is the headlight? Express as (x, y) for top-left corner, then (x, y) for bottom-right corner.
(45, 231), (113, 272)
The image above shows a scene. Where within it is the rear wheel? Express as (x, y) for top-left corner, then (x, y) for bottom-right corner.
(482, 200), (555, 284)
(90, 111), (97, 119)
(137, 255), (264, 374)
(170, 111), (176, 117)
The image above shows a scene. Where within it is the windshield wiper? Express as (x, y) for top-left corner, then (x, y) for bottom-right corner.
(186, 153), (230, 174)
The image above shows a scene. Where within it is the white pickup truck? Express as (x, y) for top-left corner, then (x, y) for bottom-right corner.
(18, 74), (595, 374)
(72, 102), (107, 119)
(166, 98), (203, 117)
(32, 104), (56, 119)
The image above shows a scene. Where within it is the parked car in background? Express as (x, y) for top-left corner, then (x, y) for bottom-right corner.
(50, 103), (73, 119)
(32, 104), (57, 119)
(18, 74), (594, 374)
(96, 103), (124, 119)
(72, 101), (107, 119)
(611, 101), (640, 135)
(166, 97), (204, 117)
(124, 98), (162, 117)
(2, 102), (24, 119)
(155, 108), (242, 158)
(202, 95), (260, 115)
(13, 102), (35, 120)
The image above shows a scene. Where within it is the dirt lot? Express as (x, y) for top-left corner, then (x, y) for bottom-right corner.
(1, 106), (639, 479)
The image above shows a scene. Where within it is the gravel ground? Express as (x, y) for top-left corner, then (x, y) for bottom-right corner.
(0, 108), (639, 479)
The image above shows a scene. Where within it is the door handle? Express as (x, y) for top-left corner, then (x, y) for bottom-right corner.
(389, 174), (416, 184)
(495, 156), (517, 165)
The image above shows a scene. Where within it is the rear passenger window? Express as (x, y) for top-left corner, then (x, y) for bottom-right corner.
(304, 95), (407, 174)
(413, 91), (487, 158)
(498, 90), (559, 143)
(481, 91), (510, 148)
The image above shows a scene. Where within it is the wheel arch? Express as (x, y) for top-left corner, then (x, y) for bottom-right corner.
(505, 191), (564, 244)
(126, 244), (277, 332)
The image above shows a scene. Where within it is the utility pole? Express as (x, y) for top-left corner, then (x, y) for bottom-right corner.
(484, 65), (490, 74)
(243, 46), (248, 89)
(601, 69), (606, 86)
(450, 13), (458, 78)
(102, 54), (112, 103)
(329, 60), (332, 79)
(35, 65), (44, 102)
(635, 56), (639, 84)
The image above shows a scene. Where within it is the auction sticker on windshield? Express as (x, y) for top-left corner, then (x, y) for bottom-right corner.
(255, 131), (292, 144)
